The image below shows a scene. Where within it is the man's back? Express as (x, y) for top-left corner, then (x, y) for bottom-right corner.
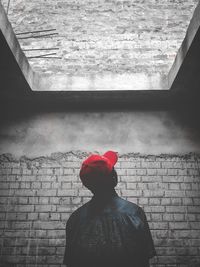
(64, 191), (156, 267)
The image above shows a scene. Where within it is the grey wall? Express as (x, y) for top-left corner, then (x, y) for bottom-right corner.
(0, 111), (199, 158)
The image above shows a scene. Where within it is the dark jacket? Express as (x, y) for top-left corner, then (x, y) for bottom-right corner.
(63, 190), (156, 267)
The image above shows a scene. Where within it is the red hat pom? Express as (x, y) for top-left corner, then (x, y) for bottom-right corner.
(103, 151), (118, 166)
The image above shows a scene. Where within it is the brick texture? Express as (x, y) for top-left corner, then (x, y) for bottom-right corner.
(0, 152), (200, 267)
(1, 0), (198, 75)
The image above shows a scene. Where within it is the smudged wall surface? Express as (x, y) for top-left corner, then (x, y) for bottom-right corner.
(0, 111), (200, 158)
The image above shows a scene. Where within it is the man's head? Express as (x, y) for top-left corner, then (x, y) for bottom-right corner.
(79, 151), (118, 193)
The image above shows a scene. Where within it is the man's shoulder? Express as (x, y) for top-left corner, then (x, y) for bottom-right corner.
(68, 200), (91, 222)
(115, 196), (144, 215)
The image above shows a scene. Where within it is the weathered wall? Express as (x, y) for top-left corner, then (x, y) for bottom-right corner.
(0, 152), (200, 267)
(1, 0), (198, 75)
(0, 109), (199, 267)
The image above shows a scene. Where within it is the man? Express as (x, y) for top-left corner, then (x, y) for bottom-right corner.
(63, 151), (156, 267)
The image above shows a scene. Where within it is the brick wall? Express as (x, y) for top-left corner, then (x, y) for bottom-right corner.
(0, 151), (200, 267)
(1, 0), (198, 75)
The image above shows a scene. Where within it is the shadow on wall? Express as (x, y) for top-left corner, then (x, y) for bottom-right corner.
(169, 109), (200, 141)
(0, 262), (16, 267)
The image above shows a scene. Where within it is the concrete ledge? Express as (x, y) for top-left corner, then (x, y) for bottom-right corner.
(168, 1), (200, 92)
(37, 73), (167, 91)
(0, 2), (33, 93)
